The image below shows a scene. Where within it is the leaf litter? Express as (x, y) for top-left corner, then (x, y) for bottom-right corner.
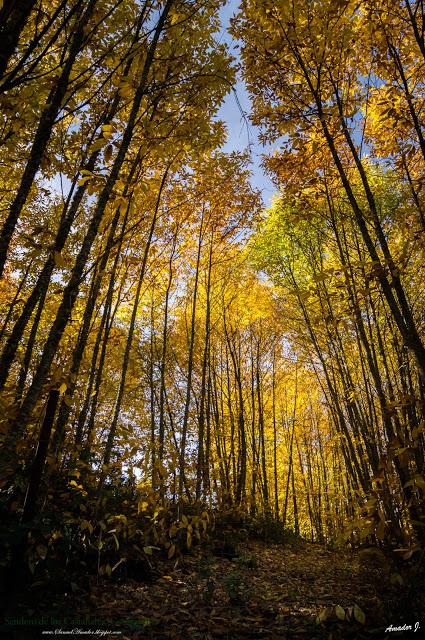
(61, 540), (419, 639)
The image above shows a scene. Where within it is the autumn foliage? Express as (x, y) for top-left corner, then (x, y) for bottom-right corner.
(0, 0), (424, 616)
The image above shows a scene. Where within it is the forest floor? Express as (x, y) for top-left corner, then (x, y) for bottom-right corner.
(7, 538), (423, 640)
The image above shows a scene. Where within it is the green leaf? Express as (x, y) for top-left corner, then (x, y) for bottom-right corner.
(390, 573), (404, 586)
(112, 532), (119, 550)
(36, 544), (48, 560)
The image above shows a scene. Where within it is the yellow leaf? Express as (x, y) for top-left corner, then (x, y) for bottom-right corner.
(335, 605), (345, 621)
(77, 175), (93, 186)
(353, 604), (365, 624)
(376, 518), (386, 540)
(102, 124), (114, 138)
(119, 199), (128, 215)
(313, 271), (328, 283)
(59, 382), (67, 394)
(119, 82), (133, 98)
(91, 137), (107, 151)
(54, 251), (65, 268)
(104, 144), (113, 163)
(316, 607), (330, 624)
(138, 501), (149, 513)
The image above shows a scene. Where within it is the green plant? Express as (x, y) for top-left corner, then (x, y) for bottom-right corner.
(236, 553), (257, 570)
(221, 571), (245, 604)
(203, 577), (215, 605)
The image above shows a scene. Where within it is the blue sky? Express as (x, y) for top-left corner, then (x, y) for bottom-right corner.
(217, 1), (276, 205)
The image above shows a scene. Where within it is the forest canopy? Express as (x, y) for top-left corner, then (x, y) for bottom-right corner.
(0, 0), (425, 634)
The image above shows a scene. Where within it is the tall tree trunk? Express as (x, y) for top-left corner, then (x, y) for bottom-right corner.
(0, 0), (38, 82)
(149, 291), (157, 489)
(21, 390), (60, 524)
(158, 230), (177, 495)
(283, 364), (297, 529)
(0, 0), (97, 277)
(179, 210), (204, 499)
(256, 342), (269, 512)
(272, 350), (279, 520)
(196, 234), (213, 500)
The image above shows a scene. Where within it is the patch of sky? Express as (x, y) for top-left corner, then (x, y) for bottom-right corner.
(217, 1), (276, 207)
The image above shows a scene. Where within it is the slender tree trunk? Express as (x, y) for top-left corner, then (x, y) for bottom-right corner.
(272, 350), (279, 520)
(256, 342), (269, 512)
(15, 283), (48, 399)
(80, 277), (121, 448)
(283, 365), (297, 529)
(179, 210), (204, 499)
(0, 0), (97, 277)
(0, 0), (38, 82)
(150, 292), (157, 489)
(21, 390), (60, 524)
(250, 344), (257, 516)
(196, 234), (213, 500)
(291, 465), (299, 536)
(294, 51), (425, 377)
(226, 335), (246, 507)
(158, 231), (177, 495)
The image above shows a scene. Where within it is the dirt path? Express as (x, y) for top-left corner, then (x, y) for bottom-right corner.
(79, 541), (412, 639)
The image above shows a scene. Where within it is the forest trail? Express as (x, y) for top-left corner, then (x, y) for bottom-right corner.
(62, 541), (407, 640)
